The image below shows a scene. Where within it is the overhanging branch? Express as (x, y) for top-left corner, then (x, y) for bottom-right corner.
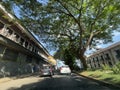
(57, 0), (79, 25)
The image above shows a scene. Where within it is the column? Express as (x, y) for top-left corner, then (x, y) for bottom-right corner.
(9, 32), (16, 41)
(1, 25), (9, 36)
(23, 40), (26, 47)
(17, 37), (21, 44)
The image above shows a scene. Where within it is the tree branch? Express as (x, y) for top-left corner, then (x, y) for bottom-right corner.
(78, 0), (84, 22)
(89, 1), (109, 33)
(84, 32), (94, 49)
(57, 0), (79, 25)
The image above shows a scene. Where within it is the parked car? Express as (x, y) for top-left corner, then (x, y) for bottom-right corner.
(59, 65), (71, 75)
(40, 65), (53, 76)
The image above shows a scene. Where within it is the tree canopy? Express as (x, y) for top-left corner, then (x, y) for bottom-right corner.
(1, 0), (120, 69)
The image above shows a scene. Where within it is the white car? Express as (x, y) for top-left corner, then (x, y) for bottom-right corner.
(59, 65), (71, 74)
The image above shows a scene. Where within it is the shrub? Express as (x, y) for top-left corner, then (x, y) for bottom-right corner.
(111, 62), (120, 74)
(101, 64), (111, 71)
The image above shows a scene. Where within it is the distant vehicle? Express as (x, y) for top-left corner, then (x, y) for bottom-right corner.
(40, 65), (53, 76)
(59, 65), (71, 75)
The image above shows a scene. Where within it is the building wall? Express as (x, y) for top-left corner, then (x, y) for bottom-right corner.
(0, 5), (50, 78)
(0, 33), (49, 77)
(0, 41), (46, 77)
(87, 43), (120, 69)
(0, 44), (29, 77)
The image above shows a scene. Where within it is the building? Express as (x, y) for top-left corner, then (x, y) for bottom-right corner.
(0, 4), (50, 77)
(87, 42), (120, 69)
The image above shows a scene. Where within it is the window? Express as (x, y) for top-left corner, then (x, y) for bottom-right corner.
(16, 34), (20, 41)
(105, 53), (110, 60)
(0, 22), (4, 29)
(98, 63), (100, 67)
(8, 28), (13, 35)
(115, 49), (120, 59)
(94, 64), (96, 67)
(108, 61), (112, 66)
(101, 55), (104, 60)
(93, 58), (95, 63)
(96, 57), (100, 67)
(96, 57), (99, 62)
(25, 41), (28, 48)
(20, 38), (24, 45)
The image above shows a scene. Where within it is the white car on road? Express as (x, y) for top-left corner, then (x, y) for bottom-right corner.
(59, 65), (71, 74)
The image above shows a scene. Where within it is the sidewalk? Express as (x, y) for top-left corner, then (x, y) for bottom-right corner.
(0, 77), (13, 83)
(0, 75), (42, 90)
(0, 73), (35, 84)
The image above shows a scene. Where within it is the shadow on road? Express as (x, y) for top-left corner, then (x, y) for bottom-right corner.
(6, 74), (120, 90)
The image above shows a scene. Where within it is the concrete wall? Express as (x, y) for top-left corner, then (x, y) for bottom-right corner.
(0, 42), (41, 77)
(0, 49), (34, 78)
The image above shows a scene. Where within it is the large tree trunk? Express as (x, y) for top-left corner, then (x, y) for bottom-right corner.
(79, 54), (88, 70)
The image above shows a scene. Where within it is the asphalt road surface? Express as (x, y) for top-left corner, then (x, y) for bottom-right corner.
(0, 73), (119, 90)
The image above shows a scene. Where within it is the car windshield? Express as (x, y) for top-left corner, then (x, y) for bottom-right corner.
(43, 66), (50, 69)
(62, 65), (69, 68)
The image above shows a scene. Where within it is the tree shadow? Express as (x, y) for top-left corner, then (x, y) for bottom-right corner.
(102, 77), (113, 81)
(89, 74), (102, 78)
(6, 74), (120, 90)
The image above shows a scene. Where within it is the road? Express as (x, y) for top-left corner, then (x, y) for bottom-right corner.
(0, 73), (119, 90)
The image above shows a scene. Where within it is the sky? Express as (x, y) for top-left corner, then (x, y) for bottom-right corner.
(99, 31), (120, 47)
(85, 31), (120, 56)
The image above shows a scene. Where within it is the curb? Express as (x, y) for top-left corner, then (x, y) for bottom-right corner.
(75, 72), (120, 89)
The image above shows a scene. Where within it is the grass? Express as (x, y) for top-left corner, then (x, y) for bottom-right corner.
(80, 70), (120, 85)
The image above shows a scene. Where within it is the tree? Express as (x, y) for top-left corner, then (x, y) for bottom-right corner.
(2, 0), (120, 69)
(63, 48), (76, 70)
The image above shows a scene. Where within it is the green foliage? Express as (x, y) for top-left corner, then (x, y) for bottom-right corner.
(81, 70), (120, 85)
(111, 62), (120, 74)
(73, 64), (80, 71)
(87, 68), (95, 71)
(100, 62), (120, 74)
(62, 48), (76, 70)
(101, 64), (111, 71)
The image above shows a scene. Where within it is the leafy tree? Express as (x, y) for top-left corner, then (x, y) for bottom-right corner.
(2, 0), (120, 69)
(63, 48), (76, 70)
